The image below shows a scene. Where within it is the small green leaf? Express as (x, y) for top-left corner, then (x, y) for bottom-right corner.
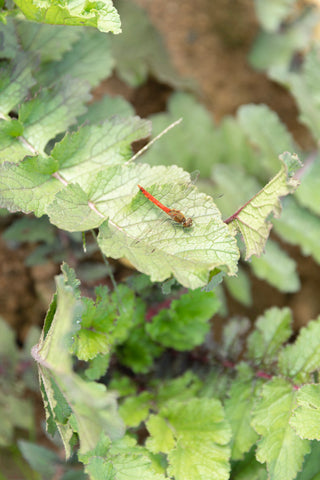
(273, 196), (320, 263)
(37, 28), (114, 87)
(0, 317), (18, 363)
(250, 239), (300, 292)
(0, 156), (62, 216)
(19, 77), (91, 153)
(279, 315), (320, 383)
(148, 398), (231, 480)
(212, 163), (260, 219)
(146, 414), (176, 454)
(156, 371), (203, 406)
(275, 48), (320, 141)
(249, 11), (319, 73)
(0, 392), (33, 445)
(254, 0), (296, 32)
(225, 367), (259, 460)
(14, 0), (121, 34)
(142, 92), (216, 177)
(0, 19), (20, 58)
(84, 354), (110, 381)
(0, 53), (36, 114)
(295, 153), (320, 216)
(290, 385), (320, 440)
(219, 318), (251, 359)
(19, 441), (59, 478)
(119, 392), (153, 428)
(246, 307), (292, 366)
(294, 48), (320, 141)
(16, 20), (81, 62)
(72, 285), (137, 362)
(112, 0), (192, 90)
(3, 215), (55, 244)
(80, 435), (165, 480)
(76, 95), (134, 126)
(295, 441), (320, 480)
(51, 117), (151, 177)
(251, 378), (310, 480)
(74, 330), (110, 361)
(117, 325), (163, 374)
(227, 152), (301, 259)
(238, 104), (297, 177)
(0, 118), (29, 163)
(231, 449), (268, 479)
(146, 289), (220, 350)
(213, 117), (258, 178)
(224, 266), (252, 306)
(33, 269), (124, 457)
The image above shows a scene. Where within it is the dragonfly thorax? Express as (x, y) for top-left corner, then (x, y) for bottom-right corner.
(168, 209), (193, 228)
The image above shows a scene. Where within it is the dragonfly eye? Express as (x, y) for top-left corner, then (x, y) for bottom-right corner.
(183, 218), (193, 228)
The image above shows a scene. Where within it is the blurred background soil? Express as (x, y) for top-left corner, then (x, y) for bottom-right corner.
(1, 0), (319, 338)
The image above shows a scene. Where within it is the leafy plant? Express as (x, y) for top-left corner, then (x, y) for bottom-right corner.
(0, 318), (37, 448)
(1, 1), (320, 480)
(0, 7), (301, 291)
(29, 265), (320, 480)
(250, 0), (320, 73)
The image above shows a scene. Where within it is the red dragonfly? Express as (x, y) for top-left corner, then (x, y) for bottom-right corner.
(138, 184), (193, 228)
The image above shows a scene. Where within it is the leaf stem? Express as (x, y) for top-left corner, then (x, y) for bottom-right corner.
(18, 136), (39, 155)
(52, 171), (68, 186)
(126, 117), (183, 164)
(224, 191), (260, 224)
(90, 229), (117, 291)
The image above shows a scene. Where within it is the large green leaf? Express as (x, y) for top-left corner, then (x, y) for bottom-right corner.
(290, 48), (320, 141)
(237, 104), (297, 178)
(80, 435), (165, 480)
(95, 165), (239, 289)
(18, 77), (91, 153)
(0, 118), (29, 163)
(146, 289), (220, 350)
(295, 153), (320, 216)
(249, 10), (319, 73)
(111, 0), (192, 89)
(32, 267), (124, 457)
(0, 53), (36, 115)
(212, 132), (259, 191)
(146, 398), (231, 480)
(225, 365), (259, 460)
(279, 315), (320, 384)
(0, 118), (151, 216)
(273, 196), (320, 263)
(0, 109), (240, 289)
(290, 385), (320, 441)
(14, 0), (121, 34)
(16, 20), (81, 62)
(0, 20), (20, 58)
(76, 95), (134, 126)
(272, 48), (320, 142)
(254, 0), (296, 32)
(142, 93), (217, 177)
(246, 307), (292, 366)
(250, 239), (300, 293)
(226, 152), (301, 259)
(36, 28), (114, 87)
(251, 378), (310, 480)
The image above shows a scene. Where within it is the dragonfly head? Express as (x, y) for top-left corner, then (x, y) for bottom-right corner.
(183, 217), (193, 228)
